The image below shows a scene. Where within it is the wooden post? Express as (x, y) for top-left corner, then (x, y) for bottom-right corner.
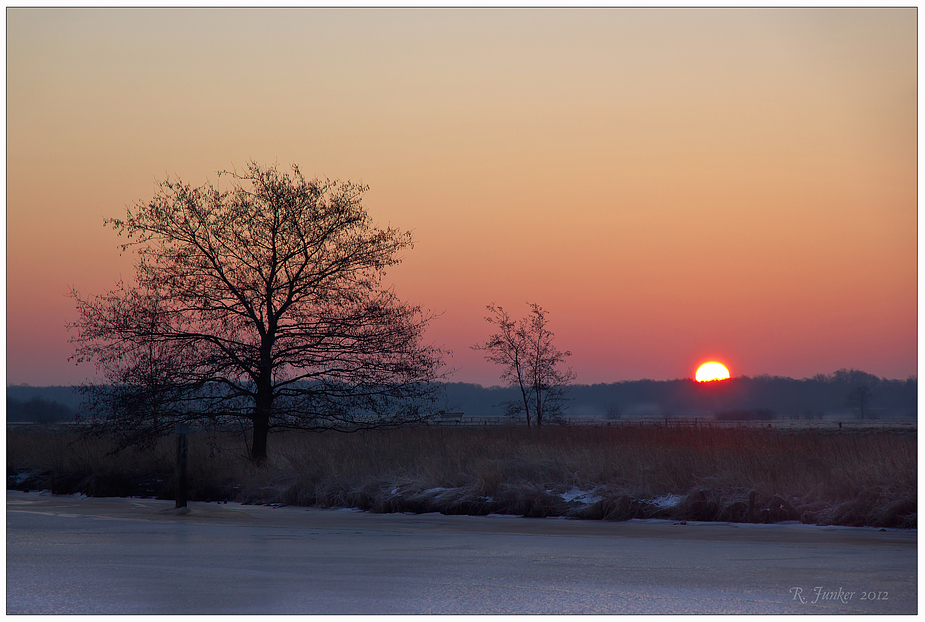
(175, 423), (189, 509)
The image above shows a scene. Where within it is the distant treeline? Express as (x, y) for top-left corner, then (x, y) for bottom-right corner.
(7, 396), (76, 424)
(7, 386), (82, 411)
(443, 369), (917, 421)
(5, 369), (917, 423)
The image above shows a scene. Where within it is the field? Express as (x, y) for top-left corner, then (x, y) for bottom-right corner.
(6, 422), (916, 528)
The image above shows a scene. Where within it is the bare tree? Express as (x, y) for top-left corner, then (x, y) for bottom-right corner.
(846, 385), (874, 420)
(70, 162), (445, 462)
(472, 303), (574, 427)
(604, 403), (622, 421)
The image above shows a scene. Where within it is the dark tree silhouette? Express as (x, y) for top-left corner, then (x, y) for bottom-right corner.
(846, 385), (875, 419)
(70, 162), (444, 462)
(473, 303), (574, 427)
(604, 403), (622, 421)
(7, 397), (74, 424)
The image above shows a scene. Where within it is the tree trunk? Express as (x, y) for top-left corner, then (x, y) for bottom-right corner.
(251, 335), (275, 464)
(251, 414), (270, 464)
(516, 367), (532, 428)
(251, 372), (273, 464)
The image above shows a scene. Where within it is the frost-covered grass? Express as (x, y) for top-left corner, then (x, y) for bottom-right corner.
(6, 423), (916, 528)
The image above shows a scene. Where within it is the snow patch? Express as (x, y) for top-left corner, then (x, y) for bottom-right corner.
(650, 494), (683, 509)
(421, 486), (450, 497)
(559, 488), (602, 505)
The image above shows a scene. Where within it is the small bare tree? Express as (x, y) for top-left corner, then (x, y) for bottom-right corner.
(70, 162), (445, 462)
(846, 385), (874, 419)
(473, 303), (574, 427)
(604, 403), (622, 421)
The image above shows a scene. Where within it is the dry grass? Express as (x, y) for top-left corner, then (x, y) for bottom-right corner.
(7, 423), (916, 528)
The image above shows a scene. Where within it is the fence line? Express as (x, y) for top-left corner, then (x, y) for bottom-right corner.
(430, 416), (917, 430)
(8, 417), (916, 432)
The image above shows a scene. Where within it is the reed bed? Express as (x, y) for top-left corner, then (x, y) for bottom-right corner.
(7, 423), (916, 528)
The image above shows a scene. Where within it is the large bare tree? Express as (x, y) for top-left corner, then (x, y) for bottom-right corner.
(473, 303), (574, 427)
(70, 162), (444, 462)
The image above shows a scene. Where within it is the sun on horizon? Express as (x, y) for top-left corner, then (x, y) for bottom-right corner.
(695, 361), (730, 382)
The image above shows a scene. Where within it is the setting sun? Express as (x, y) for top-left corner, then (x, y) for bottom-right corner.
(695, 362), (730, 382)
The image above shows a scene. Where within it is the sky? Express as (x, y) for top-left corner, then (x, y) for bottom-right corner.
(6, 8), (918, 387)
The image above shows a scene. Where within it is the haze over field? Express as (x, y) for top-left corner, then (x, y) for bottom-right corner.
(6, 8), (917, 387)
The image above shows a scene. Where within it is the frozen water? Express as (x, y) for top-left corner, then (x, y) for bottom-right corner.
(6, 491), (917, 615)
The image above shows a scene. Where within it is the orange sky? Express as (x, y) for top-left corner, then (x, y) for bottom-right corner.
(6, 8), (918, 386)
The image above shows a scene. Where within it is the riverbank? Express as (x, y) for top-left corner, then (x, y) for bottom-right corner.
(7, 424), (916, 528)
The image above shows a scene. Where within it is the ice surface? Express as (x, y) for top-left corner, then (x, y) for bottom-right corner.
(6, 491), (917, 615)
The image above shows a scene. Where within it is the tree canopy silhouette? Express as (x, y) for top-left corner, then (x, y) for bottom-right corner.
(70, 162), (444, 462)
